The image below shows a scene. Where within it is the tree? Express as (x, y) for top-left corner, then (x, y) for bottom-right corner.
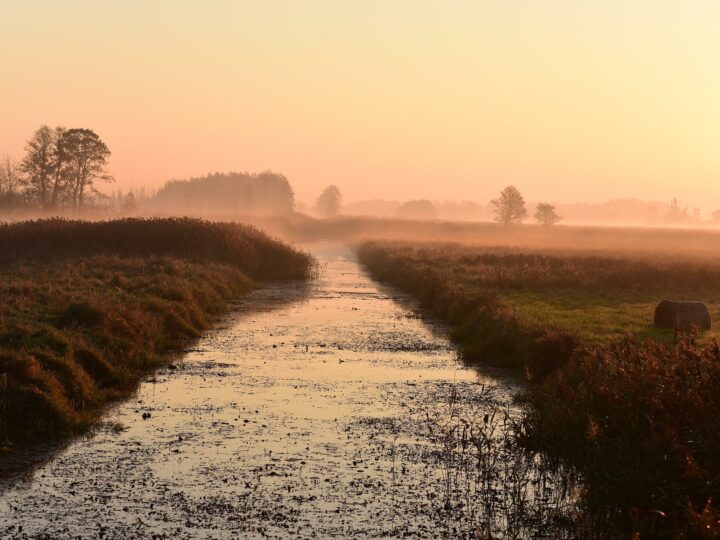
(395, 199), (437, 220)
(665, 197), (689, 224)
(491, 186), (527, 225)
(711, 209), (720, 223)
(49, 126), (69, 209)
(20, 125), (56, 208)
(62, 129), (113, 210)
(535, 202), (561, 227)
(315, 185), (342, 218)
(121, 191), (138, 213)
(0, 156), (21, 196)
(0, 156), (23, 210)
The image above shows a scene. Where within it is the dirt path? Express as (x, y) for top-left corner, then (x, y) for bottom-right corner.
(0, 244), (572, 539)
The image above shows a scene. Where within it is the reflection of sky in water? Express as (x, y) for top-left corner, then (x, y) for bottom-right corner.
(1, 243), (541, 539)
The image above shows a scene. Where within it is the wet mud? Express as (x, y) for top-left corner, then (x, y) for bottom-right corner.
(0, 244), (576, 539)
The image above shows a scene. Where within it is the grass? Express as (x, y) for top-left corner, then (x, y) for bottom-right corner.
(0, 217), (314, 281)
(357, 240), (720, 536)
(505, 289), (720, 346)
(249, 213), (720, 259)
(358, 242), (720, 356)
(0, 218), (315, 448)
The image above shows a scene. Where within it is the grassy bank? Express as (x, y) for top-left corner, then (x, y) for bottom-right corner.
(357, 241), (720, 536)
(0, 218), (314, 448)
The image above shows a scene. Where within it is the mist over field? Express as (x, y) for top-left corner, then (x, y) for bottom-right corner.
(2, 1), (720, 538)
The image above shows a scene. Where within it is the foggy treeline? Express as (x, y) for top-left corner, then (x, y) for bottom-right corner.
(2, 126), (717, 226)
(343, 197), (717, 226)
(1, 126), (297, 218)
(152, 172), (295, 216)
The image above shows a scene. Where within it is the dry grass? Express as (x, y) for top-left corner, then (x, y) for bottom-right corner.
(522, 337), (720, 536)
(0, 217), (315, 281)
(0, 218), (315, 448)
(357, 240), (720, 536)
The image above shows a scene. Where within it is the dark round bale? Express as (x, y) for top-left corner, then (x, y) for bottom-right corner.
(653, 300), (711, 330)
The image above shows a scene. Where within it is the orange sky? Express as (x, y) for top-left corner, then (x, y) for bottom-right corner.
(1, 1), (719, 210)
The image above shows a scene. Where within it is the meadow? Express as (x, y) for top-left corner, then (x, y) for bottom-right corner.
(357, 240), (720, 536)
(0, 218), (315, 448)
(252, 213), (720, 258)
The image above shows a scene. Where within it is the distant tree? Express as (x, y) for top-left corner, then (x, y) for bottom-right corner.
(395, 199), (437, 220)
(121, 191), (138, 213)
(665, 197), (689, 224)
(0, 156), (21, 196)
(20, 125), (56, 208)
(153, 171), (294, 215)
(535, 202), (561, 227)
(712, 209), (720, 223)
(491, 186), (527, 225)
(0, 156), (23, 210)
(315, 185), (342, 218)
(62, 129), (113, 210)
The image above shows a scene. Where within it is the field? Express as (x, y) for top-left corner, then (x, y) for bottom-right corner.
(251, 213), (720, 257)
(357, 240), (720, 536)
(0, 218), (315, 448)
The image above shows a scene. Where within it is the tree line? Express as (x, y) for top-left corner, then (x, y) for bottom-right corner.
(0, 126), (112, 211)
(152, 172), (295, 216)
(313, 183), (562, 226)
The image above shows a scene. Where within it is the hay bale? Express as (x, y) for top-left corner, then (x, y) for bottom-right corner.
(653, 300), (711, 331)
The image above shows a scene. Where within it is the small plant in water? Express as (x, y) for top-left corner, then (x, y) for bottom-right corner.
(422, 383), (583, 538)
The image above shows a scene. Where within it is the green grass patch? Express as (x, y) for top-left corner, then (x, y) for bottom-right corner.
(503, 289), (720, 346)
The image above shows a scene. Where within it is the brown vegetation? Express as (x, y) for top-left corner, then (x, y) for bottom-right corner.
(357, 240), (720, 536)
(523, 337), (720, 535)
(0, 217), (314, 280)
(0, 219), (314, 448)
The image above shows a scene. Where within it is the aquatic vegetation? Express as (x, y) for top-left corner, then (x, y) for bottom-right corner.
(358, 240), (720, 536)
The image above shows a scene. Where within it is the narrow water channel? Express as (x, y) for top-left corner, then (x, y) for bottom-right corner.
(0, 244), (574, 539)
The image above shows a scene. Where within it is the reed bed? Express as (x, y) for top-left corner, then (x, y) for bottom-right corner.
(0, 219), (314, 448)
(0, 217), (315, 281)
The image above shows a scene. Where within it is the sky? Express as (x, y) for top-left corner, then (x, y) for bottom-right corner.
(1, 1), (719, 210)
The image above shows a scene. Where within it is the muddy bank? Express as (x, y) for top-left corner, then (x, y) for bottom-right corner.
(1, 244), (575, 539)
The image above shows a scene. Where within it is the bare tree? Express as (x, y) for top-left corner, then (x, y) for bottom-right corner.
(20, 125), (56, 208)
(535, 202), (562, 227)
(62, 129), (113, 210)
(315, 185), (342, 218)
(0, 156), (21, 196)
(665, 197), (689, 224)
(491, 186), (527, 225)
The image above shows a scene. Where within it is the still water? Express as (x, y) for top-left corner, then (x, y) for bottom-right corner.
(0, 244), (574, 539)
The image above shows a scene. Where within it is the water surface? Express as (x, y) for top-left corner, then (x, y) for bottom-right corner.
(0, 244), (570, 539)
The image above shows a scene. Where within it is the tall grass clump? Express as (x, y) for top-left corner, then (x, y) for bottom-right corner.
(0, 218), (314, 448)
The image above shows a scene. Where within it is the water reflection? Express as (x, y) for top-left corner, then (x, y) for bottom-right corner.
(1, 243), (579, 538)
